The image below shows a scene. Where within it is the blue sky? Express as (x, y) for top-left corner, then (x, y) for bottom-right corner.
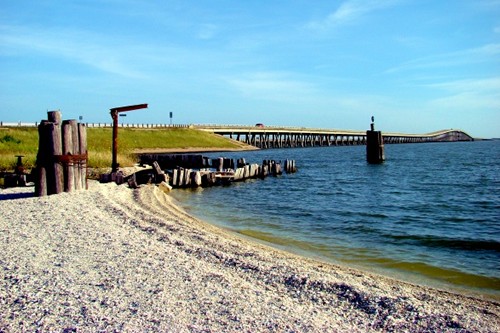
(1, 0), (499, 138)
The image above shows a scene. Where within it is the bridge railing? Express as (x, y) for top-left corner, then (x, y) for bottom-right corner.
(1, 121), (473, 140)
(192, 124), (370, 134)
(0, 121), (39, 127)
(0, 121), (191, 129)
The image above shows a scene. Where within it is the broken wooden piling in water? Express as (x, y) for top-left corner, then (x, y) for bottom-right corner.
(137, 154), (297, 189)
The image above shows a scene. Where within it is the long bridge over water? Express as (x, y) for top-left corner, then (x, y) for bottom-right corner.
(194, 125), (474, 149)
(1, 121), (474, 149)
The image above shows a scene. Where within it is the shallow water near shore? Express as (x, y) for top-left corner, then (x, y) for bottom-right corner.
(170, 140), (500, 298)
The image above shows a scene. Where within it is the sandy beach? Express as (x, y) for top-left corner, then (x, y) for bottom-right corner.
(1, 180), (499, 332)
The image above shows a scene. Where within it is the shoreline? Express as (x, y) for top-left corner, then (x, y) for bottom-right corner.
(133, 142), (260, 155)
(231, 227), (500, 302)
(168, 185), (500, 303)
(218, 220), (500, 302)
(170, 186), (500, 301)
(1, 181), (499, 331)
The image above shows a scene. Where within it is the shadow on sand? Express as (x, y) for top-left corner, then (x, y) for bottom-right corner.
(0, 189), (35, 201)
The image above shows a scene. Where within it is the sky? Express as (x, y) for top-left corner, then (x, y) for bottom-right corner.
(0, 0), (499, 138)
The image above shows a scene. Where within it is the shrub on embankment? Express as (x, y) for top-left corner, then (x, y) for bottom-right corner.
(0, 127), (242, 172)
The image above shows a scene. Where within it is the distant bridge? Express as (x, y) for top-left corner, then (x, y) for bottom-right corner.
(194, 125), (474, 149)
(0, 121), (474, 149)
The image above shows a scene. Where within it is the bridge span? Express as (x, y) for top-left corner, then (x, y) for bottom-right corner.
(194, 125), (474, 149)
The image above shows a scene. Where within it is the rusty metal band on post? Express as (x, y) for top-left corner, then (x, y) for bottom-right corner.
(54, 153), (88, 163)
(37, 153), (88, 165)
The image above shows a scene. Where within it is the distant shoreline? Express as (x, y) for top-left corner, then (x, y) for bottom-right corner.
(134, 145), (259, 155)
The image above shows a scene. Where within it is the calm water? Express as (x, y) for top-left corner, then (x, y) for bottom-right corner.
(170, 141), (500, 298)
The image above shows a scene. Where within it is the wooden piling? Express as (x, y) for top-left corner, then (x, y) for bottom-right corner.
(62, 121), (75, 192)
(234, 167), (244, 181)
(35, 121), (49, 197)
(284, 159), (297, 173)
(250, 164), (259, 178)
(136, 154), (296, 189)
(172, 169), (179, 187)
(48, 122), (64, 195)
(47, 111), (61, 125)
(184, 169), (191, 187)
(237, 158), (246, 168)
(69, 120), (80, 190)
(192, 171), (202, 187)
(35, 111), (88, 196)
(243, 165), (250, 179)
(78, 123), (87, 189)
(259, 165), (269, 178)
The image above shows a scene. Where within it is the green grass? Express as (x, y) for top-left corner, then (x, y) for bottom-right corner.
(0, 127), (39, 171)
(0, 127), (244, 172)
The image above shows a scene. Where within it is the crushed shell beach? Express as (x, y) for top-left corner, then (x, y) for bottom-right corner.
(1, 180), (499, 332)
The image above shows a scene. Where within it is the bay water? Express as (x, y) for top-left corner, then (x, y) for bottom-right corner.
(169, 140), (500, 298)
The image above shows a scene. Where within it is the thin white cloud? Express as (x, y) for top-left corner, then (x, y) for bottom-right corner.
(0, 25), (148, 78)
(428, 91), (500, 111)
(386, 43), (500, 73)
(425, 77), (500, 113)
(306, 0), (401, 31)
(227, 72), (317, 102)
(0, 23), (257, 81)
(426, 77), (500, 92)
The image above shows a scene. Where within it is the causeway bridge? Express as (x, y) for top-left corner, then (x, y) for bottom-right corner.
(0, 121), (474, 149)
(194, 125), (474, 149)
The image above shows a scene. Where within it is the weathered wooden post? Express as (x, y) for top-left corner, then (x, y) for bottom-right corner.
(69, 120), (80, 190)
(62, 120), (76, 192)
(109, 104), (148, 173)
(192, 171), (202, 187)
(366, 116), (385, 164)
(48, 120), (64, 195)
(217, 157), (223, 172)
(111, 109), (119, 172)
(35, 111), (88, 196)
(35, 121), (48, 196)
(78, 123), (88, 189)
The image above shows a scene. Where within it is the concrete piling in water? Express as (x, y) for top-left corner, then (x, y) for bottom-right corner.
(366, 117), (385, 164)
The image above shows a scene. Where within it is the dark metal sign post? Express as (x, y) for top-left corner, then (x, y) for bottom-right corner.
(110, 103), (148, 172)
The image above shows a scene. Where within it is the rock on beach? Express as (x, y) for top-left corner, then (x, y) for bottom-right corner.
(0, 181), (499, 332)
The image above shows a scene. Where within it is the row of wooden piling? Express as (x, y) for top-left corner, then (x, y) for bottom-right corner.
(35, 111), (87, 196)
(139, 154), (235, 171)
(166, 157), (297, 189)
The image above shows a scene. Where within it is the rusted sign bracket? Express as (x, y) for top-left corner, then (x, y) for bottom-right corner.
(110, 103), (148, 172)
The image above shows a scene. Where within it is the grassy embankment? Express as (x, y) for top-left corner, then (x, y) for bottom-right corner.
(0, 127), (247, 172)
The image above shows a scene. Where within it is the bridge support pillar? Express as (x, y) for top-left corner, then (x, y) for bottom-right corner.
(366, 118), (385, 164)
